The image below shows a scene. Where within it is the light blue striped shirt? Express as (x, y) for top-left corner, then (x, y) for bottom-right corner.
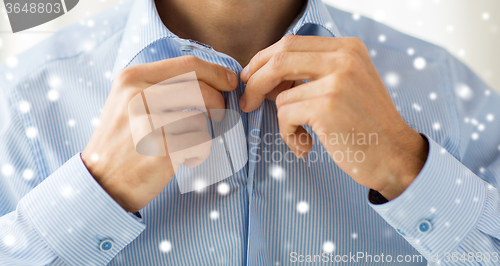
(1, 0), (500, 265)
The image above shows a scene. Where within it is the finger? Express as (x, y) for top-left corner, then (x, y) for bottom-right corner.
(119, 55), (238, 91)
(151, 111), (208, 135)
(265, 80), (305, 102)
(275, 78), (332, 108)
(277, 100), (316, 157)
(240, 52), (335, 112)
(166, 131), (212, 167)
(144, 80), (225, 113)
(241, 36), (363, 82)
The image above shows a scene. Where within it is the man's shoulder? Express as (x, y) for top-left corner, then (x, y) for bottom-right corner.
(0, 1), (133, 92)
(325, 5), (447, 61)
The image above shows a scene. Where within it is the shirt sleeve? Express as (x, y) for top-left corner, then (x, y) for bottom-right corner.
(368, 52), (500, 265)
(0, 87), (146, 265)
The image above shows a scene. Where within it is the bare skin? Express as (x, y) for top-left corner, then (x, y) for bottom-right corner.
(82, 0), (429, 213)
(154, 0), (305, 67)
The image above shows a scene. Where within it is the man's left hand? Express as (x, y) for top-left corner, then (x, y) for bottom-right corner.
(239, 35), (429, 201)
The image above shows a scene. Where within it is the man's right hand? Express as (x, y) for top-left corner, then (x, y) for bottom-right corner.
(81, 56), (238, 213)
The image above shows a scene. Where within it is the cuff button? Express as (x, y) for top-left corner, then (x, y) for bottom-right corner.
(99, 238), (114, 252)
(417, 220), (432, 234)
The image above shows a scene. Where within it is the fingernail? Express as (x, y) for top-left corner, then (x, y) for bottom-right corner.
(240, 65), (249, 81)
(239, 94), (246, 109)
(227, 70), (238, 88)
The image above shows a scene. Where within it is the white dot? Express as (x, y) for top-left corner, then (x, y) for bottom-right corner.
(159, 240), (172, 253)
(47, 90), (60, 101)
(49, 76), (62, 89)
(2, 164), (14, 176)
(3, 235), (15, 246)
(498, 145), (500, 151)
(322, 241), (335, 253)
(194, 179), (206, 192)
(352, 13), (360, 20)
(458, 49), (466, 57)
(433, 122), (441, 131)
(325, 22), (333, 29)
(429, 92), (437, 100)
(351, 232), (358, 239)
(6, 73), (13, 81)
(378, 34), (386, 43)
(210, 210), (219, 220)
(407, 48), (415, 56)
(471, 132), (479, 140)
(6, 56), (18, 68)
(68, 119), (76, 127)
(478, 124), (485, 131)
(479, 167), (486, 173)
(446, 25), (454, 32)
(270, 165), (285, 180)
(485, 90), (491, 96)
(430, 207), (436, 213)
(471, 118), (478, 125)
(455, 83), (473, 100)
(473, 196), (479, 202)
(87, 19), (95, 27)
(486, 114), (494, 122)
(105, 71), (112, 79)
(26, 127), (38, 139)
(413, 57), (426, 70)
(482, 12), (490, 20)
(296, 201), (309, 214)
(18, 101), (30, 113)
(217, 182), (230, 195)
(91, 117), (100, 127)
(384, 72), (400, 87)
(0, 38), (3, 49)
(90, 153), (100, 162)
(455, 198), (461, 204)
(456, 179), (462, 185)
(444, 222), (450, 227)
(369, 49), (377, 57)
(60, 185), (74, 198)
(412, 103), (422, 112)
(23, 169), (34, 180)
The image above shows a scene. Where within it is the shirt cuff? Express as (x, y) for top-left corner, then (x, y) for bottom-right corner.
(368, 134), (489, 257)
(18, 153), (146, 266)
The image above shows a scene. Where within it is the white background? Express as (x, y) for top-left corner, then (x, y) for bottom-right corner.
(0, 0), (499, 91)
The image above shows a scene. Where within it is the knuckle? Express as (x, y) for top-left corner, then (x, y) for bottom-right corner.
(270, 52), (288, 70)
(180, 55), (200, 68)
(115, 66), (138, 86)
(338, 51), (361, 72)
(281, 35), (297, 51)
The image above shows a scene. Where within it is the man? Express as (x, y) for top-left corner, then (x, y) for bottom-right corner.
(1, 0), (499, 265)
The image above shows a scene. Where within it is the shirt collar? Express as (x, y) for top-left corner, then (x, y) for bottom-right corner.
(111, 0), (338, 79)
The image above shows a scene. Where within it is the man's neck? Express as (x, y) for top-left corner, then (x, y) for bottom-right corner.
(155, 0), (305, 67)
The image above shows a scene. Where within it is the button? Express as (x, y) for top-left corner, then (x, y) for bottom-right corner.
(417, 220), (432, 234)
(99, 238), (114, 252)
(396, 229), (406, 236)
(180, 45), (194, 52)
